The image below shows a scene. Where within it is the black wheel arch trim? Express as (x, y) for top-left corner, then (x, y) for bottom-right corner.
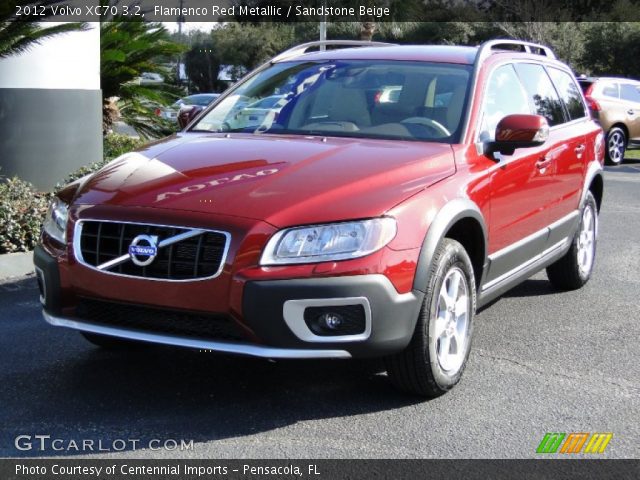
(412, 198), (488, 293)
(582, 160), (604, 210)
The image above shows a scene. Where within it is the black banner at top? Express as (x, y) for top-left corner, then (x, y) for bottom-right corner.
(3, 0), (640, 22)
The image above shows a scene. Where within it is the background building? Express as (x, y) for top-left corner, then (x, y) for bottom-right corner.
(0, 23), (102, 190)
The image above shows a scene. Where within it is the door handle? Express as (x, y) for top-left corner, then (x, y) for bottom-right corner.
(575, 144), (586, 157)
(536, 155), (552, 170)
(628, 109), (635, 115)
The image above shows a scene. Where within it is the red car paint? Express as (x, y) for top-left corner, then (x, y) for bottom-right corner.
(74, 134), (456, 227)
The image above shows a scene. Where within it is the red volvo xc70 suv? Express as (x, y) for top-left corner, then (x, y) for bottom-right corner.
(35, 40), (604, 397)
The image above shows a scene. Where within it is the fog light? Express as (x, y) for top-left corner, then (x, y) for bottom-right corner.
(303, 304), (366, 337)
(319, 312), (343, 330)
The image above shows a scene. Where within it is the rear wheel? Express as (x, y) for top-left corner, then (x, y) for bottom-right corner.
(546, 191), (598, 290)
(605, 127), (626, 165)
(385, 239), (476, 397)
(80, 332), (145, 350)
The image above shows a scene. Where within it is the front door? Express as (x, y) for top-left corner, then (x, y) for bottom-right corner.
(476, 63), (557, 286)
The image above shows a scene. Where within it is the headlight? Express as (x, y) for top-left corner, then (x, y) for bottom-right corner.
(42, 197), (69, 244)
(260, 218), (397, 265)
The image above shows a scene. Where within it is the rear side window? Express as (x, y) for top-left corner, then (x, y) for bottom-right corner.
(620, 83), (640, 103)
(514, 63), (566, 126)
(601, 82), (619, 99)
(548, 68), (587, 121)
(479, 64), (530, 140)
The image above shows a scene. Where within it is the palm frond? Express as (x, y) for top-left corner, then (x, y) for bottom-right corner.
(0, 21), (88, 58)
(117, 99), (175, 140)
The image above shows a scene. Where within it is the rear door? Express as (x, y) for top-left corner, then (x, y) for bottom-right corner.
(543, 66), (592, 232)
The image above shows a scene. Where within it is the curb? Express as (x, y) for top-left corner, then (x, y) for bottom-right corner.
(0, 251), (34, 281)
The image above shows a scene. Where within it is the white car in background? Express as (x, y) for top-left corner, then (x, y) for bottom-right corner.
(227, 95), (288, 129)
(138, 72), (164, 85)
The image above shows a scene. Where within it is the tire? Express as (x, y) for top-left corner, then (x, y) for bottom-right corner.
(80, 332), (145, 350)
(605, 127), (626, 165)
(385, 238), (476, 397)
(546, 191), (598, 291)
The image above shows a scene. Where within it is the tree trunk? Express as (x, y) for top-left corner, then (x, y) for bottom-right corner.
(360, 22), (376, 41)
(102, 98), (120, 136)
(206, 54), (213, 92)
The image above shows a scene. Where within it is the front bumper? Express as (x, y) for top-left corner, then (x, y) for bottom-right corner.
(35, 245), (424, 359)
(242, 276), (424, 358)
(42, 310), (352, 359)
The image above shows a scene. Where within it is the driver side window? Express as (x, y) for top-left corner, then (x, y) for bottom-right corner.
(479, 64), (530, 141)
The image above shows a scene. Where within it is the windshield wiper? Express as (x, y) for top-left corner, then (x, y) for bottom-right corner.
(188, 127), (249, 134)
(223, 127), (253, 133)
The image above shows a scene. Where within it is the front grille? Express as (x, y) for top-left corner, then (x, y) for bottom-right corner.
(76, 298), (245, 342)
(78, 221), (228, 280)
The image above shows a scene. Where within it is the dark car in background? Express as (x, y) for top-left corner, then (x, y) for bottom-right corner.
(157, 93), (220, 123)
(578, 76), (640, 164)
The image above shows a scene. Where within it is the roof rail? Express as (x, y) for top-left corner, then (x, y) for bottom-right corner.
(476, 39), (556, 65)
(271, 40), (396, 63)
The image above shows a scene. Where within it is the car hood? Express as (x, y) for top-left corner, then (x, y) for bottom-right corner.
(74, 133), (455, 227)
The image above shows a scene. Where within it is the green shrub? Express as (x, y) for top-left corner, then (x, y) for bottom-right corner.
(103, 133), (145, 161)
(0, 177), (51, 254)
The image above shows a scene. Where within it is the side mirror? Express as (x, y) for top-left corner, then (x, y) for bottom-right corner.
(487, 114), (549, 157)
(178, 105), (204, 130)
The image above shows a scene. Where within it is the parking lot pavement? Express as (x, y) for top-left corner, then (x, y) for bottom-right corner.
(1, 162), (639, 459)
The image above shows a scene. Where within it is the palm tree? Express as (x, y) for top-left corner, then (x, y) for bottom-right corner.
(0, 1), (87, 59)
(100, 20), (185, 138)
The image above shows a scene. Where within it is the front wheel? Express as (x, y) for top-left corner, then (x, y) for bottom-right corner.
(546, 191), (598, 290)
(385, 239), (476, 397)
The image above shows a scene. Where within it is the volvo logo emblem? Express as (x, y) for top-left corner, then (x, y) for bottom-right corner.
(128, 235), (159, 267)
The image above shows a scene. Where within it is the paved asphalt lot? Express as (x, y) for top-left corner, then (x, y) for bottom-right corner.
(1, 162), (639, 459)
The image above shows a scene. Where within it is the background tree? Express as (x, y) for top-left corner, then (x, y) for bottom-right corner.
(581, 22), (640, 77)
(184, 41), (223, 93)
(100, 20), (185, 138)
(359, 22), (376, 41)
(211, 23), (298, 71)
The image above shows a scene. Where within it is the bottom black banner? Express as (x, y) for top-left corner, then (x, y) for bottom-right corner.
(0, 459), (638, 480)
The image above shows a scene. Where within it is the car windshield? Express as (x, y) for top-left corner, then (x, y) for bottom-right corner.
(191, 60), (472, 143)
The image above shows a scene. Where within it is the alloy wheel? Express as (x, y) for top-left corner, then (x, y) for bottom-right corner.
(608, 131), (625, 164)
(434, 267), (470, 374)
(577, 204), (596, 276)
